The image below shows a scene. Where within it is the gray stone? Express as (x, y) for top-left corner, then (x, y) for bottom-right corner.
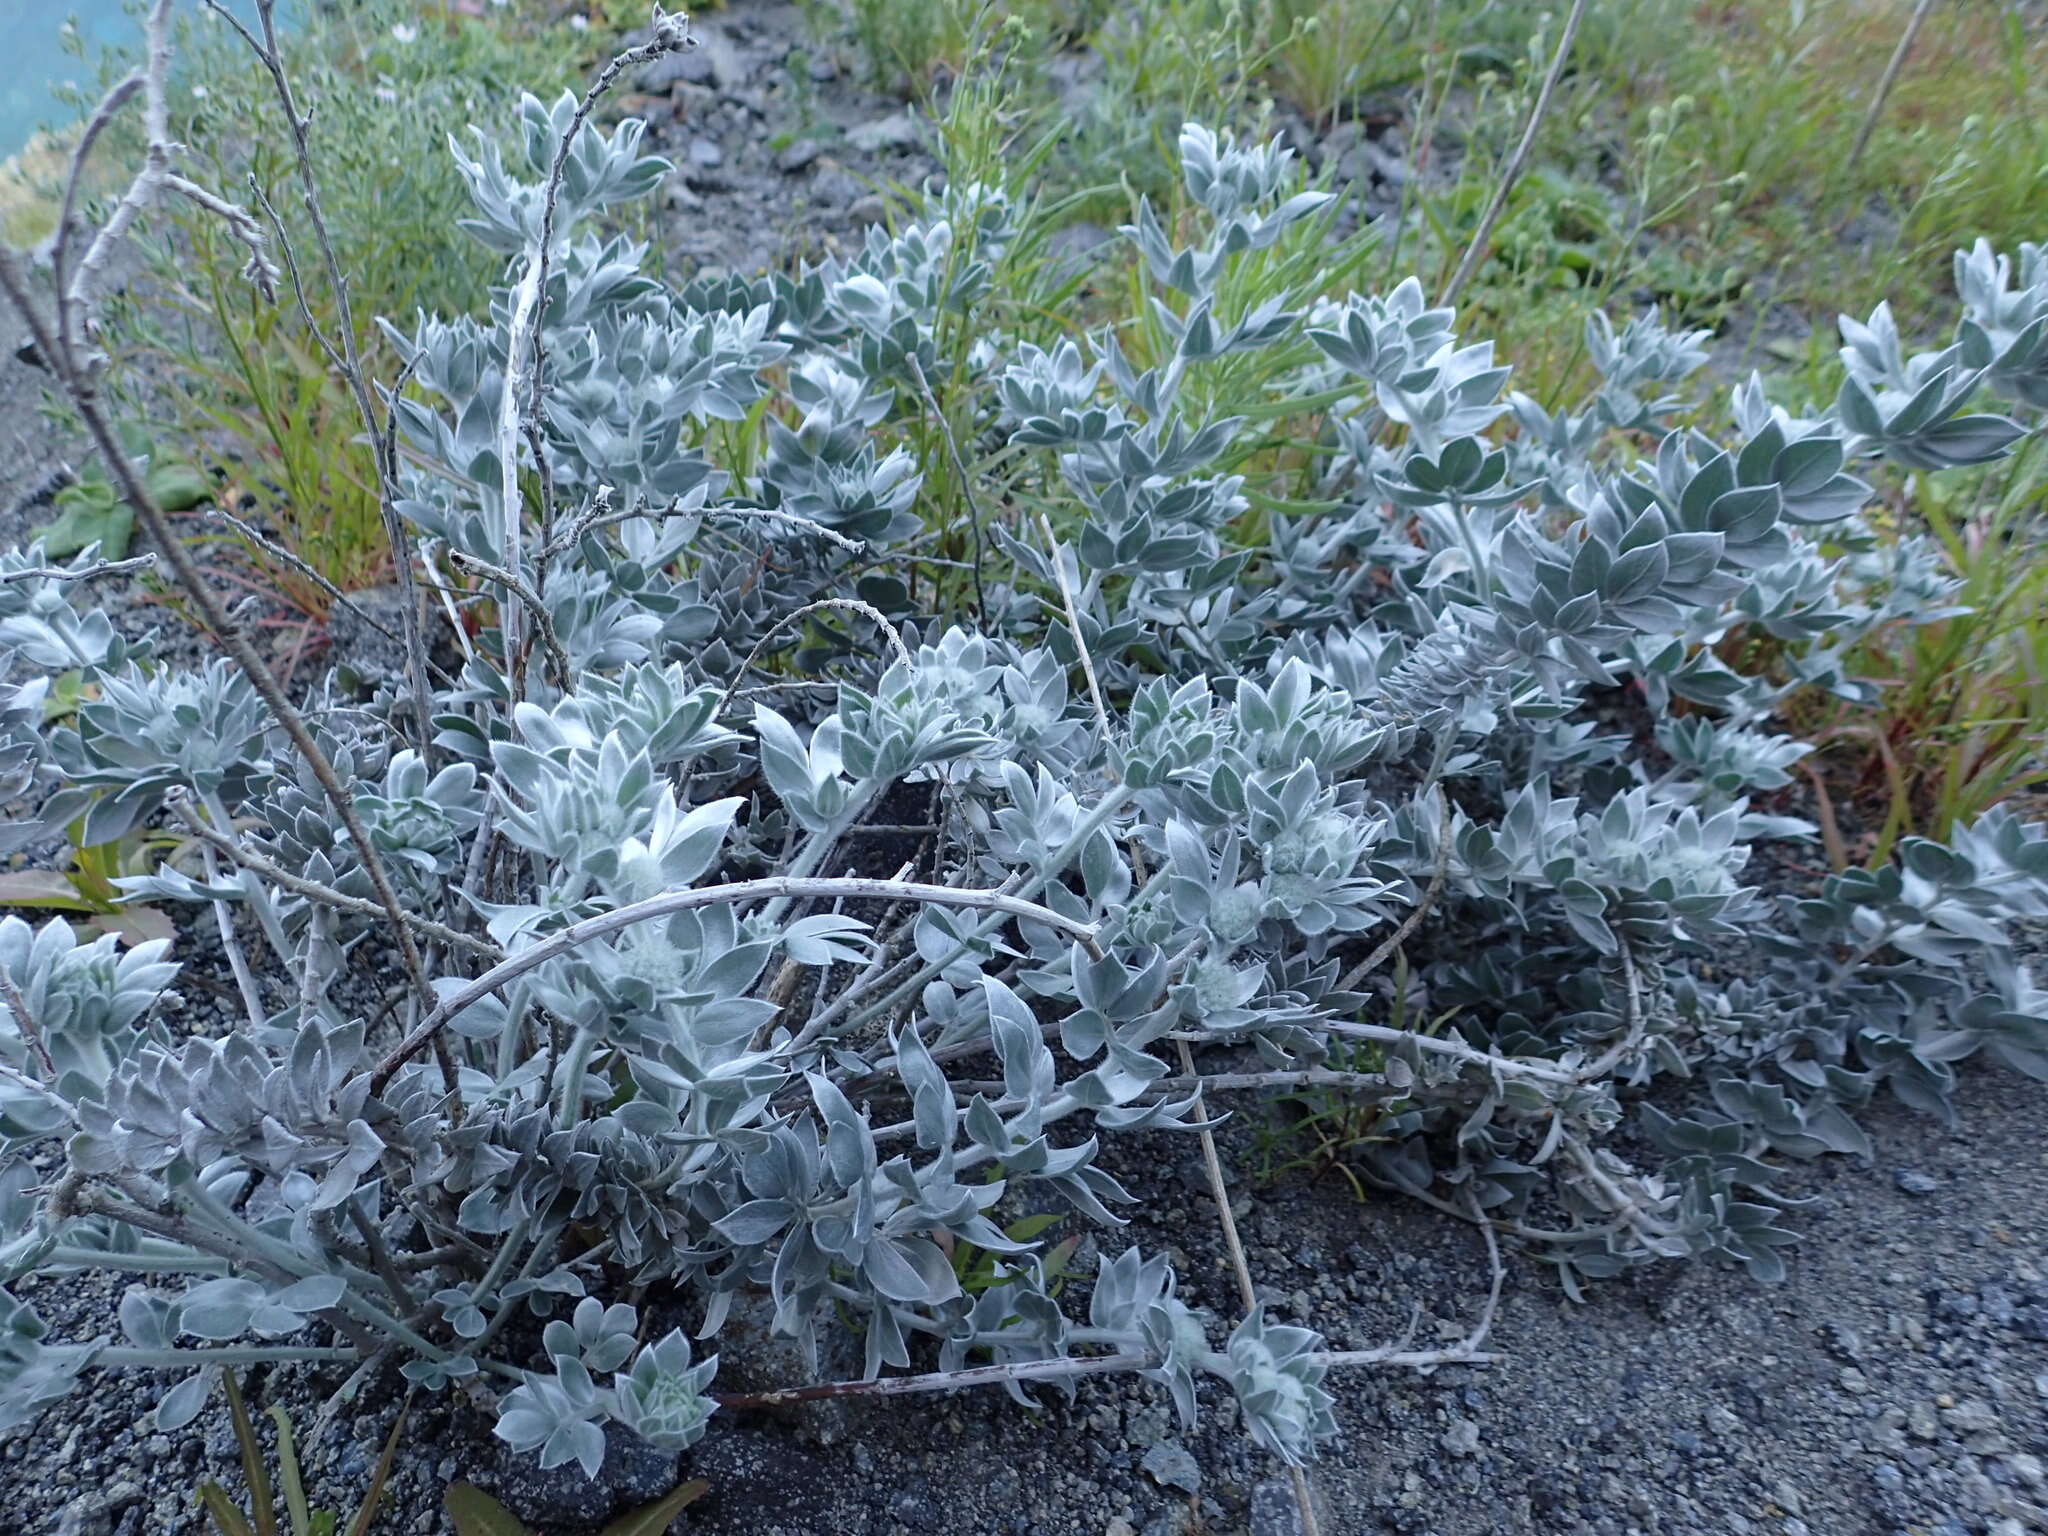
(848, 112), (922, 153)
(697, 33), (748, 93)
(688, 137), (724, 168)
(1894, 1168), (1941, 1195)
(1141, 1440), (1201, 1495)
(813, 169), (864, 208)
(776, 139), (822, 175)
(638, 51), (699, 92)
(53, 1498), (114, 1536)
(1248, 1474), (1330, 1536)
(1442, 1416), (1481, 1457)
(1943, 1399), (1999, 1434)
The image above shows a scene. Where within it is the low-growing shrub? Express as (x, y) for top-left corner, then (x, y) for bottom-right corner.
(0, 3), (2045, 1495)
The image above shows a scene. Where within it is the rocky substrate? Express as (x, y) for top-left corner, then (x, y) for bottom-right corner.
(6, 1024), (2046, 1536)
(3, 5), (2046, 1534)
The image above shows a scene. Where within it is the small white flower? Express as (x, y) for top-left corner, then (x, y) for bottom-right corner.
(568, 13), (589, 29)
(375, 87), (399, 105)
(391, 22), (418, 43)
(191, 85), (209, 100)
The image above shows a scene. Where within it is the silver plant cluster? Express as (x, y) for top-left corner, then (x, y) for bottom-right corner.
(1, 43), (2046, 1486)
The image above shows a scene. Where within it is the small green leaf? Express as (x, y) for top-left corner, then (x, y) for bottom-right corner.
(1003, 1213), (1063, 1243)
(343, 1392), (413, 1536)
(599, 1480), (710, 1536)
(444, 1483), (535, 1536)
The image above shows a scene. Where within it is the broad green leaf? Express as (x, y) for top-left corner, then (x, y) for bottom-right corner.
(444, 1484), (534, 1536)
(600, 1480), (711, 1536)
(147, 462), (212, 512)
(32, 501), (136, 561)
(0, 870), (101, 910)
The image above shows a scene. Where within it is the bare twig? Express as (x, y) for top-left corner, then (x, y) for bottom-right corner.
(206, 0), (437, 762)
(165, 793), (501, 960)
(49, 70), (144, 327)
(0, 553), (156, 585)
(205, 508), (399, 640)
(66, 0), (177, 356)
(1337, 785), (1453, 994)
(1175, 1032), (1323, 1534)
(1441, 0), (1588, 307)
(446, 549), (573, 689)
(501, 8), (692, 667)
(1187, 1017), (1581, 1085)
(0, 965), (57, 1081)
(906, 354), (988, 616)
(1032, 509), (1111, 747)
(1845, 0), (1941, 176)
(372, 875), (1102, 1090)
(708, 505), (868, 554)
(718, 597), (915, 717)
(715, 1334), (1496, 1412)
(0, 15), (441, 1034)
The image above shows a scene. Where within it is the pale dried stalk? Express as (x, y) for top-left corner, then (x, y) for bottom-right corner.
(372, 875), (1102, 1089)
(1337, 786), (1452, 993)
(203, 0), (436, 760)
(1845, 0), (1941, 175)
(0, 553), (155, 585)
(0, 965), (57, 1080)
(447, 549), (573, 688)
(1176, 1031), (1323, 1533)
(718, 596), (915, 717)
(1033, 509), (1111, 746)
(1441, 0), (1588, 307)
(501, 8), (693, 668)
(165, 794), (501, 960)
(0, 17), (440, 1031)
(715, 1334), (1497, 1412)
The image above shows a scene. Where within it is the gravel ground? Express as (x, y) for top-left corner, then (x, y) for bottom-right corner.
(3, 5), (2046, 1534)
(4, 1015), (2044, 1536)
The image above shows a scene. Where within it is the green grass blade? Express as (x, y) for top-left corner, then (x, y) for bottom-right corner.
(268, 1405), (312, 1536)
(199, 1484), (259, 1536)
(343, 1392), (414, 1536)
(444, 1483), (534, 1536)
(222, 1371), (279, 1536)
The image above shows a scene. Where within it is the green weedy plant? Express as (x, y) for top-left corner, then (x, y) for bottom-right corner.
(0, 2), (2045, 1503)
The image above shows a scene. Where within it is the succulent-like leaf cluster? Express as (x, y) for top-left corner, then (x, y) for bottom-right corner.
(1, 86), (2044, 1483)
